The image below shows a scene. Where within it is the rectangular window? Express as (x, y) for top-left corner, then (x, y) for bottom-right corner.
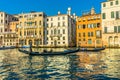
(116, 0), (119, 5)
(102, 13), (106, 19)
(39, 21), (41, 25)
(116, 11), (119, 19)
(114, 26), (117, 33)
(63, 29), (65, 34)
(88, 39), (92, 44)
(51, 18), (53, 21)
(83, 25), (86, 29)
(88, 32), (90, 37)
(63, 17), (65, 20)
(103, 3), (106, 7)
(63, 37), (65, 40)
(58, 22), (60, 26)
(58, 17), (60, 20)
(58, 30), (60, 34)
(83, 33), (85, 37)
(63, 22), (65, 26)
(111, 11), (114, 18)
(104, 27), (107, 33)
(118, 26), (120, 33)
(96, 30), (101, 38)
(51, 23), (53, 27)
(91, 32), (93, 37)
(110, 2), (113, 6)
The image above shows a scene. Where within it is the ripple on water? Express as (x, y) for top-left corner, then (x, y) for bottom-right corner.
(0, 49), (120, 80)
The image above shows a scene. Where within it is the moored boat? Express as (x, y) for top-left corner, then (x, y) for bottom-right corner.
(0, 46), (16, 50)
(18, 48), (79, 56)
(79, 47), (105, 52)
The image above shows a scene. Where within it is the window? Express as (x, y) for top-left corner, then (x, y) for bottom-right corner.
(91, 32), (93, 37)
(110, 2), (113, 6)
(19, 16), (23, 18)
(104, 27), (107, 33)
(5, 20), (8, 24)
(39, 14), (42, 16)
(58, 37), (60, 40)
(83, 25), (86, 29)
(88, 32), (90, 37)
(116, 11), (119, 19)
(58, 17), (60, 20)
(51, 23), (53, 27)
(58, 30), (60, 34)
(118, 26), (120, 33)
(51, 37), (53, 40)
(78, 25), (81, 29)
(116, 0), (119, 5)
(79, 33), (81, 37)
(83, 33), (85, 37)
(58, 22), (60, 26)
(114, 26), (117, 33)
(111, 11), (114, 18)
(54, 29), (56, 34)
(39, 21), (41, 25)
(51, 18), (53, 21)
(51, 30), (53, 35)
(63, 29), (65, 34)
(63, 22), (65, 26)
(1, 20), (3, 24)
(103, 3), (106, 7)
(88, 39), (92, 44)
(63, 17), (65, 20)
(63, 37), (65, 40)
(34, 21), (37, 26)
(88, 24), (91, 28)
(97, 23), (100, 28)
(96, 40), (101, 44)
(102, 13), (106, 19)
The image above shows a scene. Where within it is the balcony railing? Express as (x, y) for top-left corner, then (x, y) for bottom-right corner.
(50, 34), (62, 37)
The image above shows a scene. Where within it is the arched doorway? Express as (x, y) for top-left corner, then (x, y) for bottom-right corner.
(108, 36), (113, 47)
(28, 40), (32, 47)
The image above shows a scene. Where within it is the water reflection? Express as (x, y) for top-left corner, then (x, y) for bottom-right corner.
(0, 49), (120, 80)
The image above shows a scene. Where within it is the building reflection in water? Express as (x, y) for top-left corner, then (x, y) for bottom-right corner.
(0, 49), (120, 79)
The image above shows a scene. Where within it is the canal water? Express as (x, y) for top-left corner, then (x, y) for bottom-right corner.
(0, 48), (120, 80)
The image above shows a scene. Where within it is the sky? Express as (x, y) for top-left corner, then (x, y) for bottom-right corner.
(0, 0), (106, 16)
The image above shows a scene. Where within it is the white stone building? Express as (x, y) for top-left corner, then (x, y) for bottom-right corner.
(0, 12), (18, 47)
(47, 8), (76, 47)
(101, 0), (120, 47)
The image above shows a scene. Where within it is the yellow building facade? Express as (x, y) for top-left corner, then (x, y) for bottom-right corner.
(17, 12), (47, 47)
(76, 8), (103, 48)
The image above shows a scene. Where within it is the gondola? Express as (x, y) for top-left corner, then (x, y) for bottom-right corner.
(18, 48), (79, 56)
(79, 47), (105, 52)
(0, 46), (16, 50)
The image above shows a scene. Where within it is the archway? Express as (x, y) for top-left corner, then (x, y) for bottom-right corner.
(108, 36), (113, 47)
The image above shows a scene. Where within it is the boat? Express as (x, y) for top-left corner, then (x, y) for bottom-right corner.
(18, 48), (79, 56)
(21, 45), (30, 48)
(79, 47), (105, 52)
(0, 46), (16, 50)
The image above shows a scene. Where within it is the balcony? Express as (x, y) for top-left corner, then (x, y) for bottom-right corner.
(50, 34), (62, 37)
